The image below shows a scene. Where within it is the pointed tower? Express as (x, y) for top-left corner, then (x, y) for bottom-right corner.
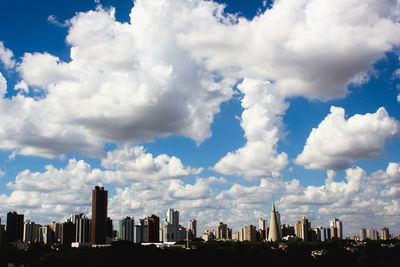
(267, 202), (281, 242)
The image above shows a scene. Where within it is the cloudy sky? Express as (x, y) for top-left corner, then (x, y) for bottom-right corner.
(0, 0), (400, 237)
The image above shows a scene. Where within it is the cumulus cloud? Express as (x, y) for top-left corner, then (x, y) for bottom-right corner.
(101, 145), (202, 182)
(212, 79), (289, 179)
(180, 0), (400, 99)
(0, 2), (234, 158)
(0, 41), (15, 69)
(295, 106), (399, 170)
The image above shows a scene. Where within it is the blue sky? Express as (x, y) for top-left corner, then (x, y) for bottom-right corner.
(0, 0), (400, 237)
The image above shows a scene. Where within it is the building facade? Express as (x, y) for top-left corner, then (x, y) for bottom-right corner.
(91, 186), (108, 244)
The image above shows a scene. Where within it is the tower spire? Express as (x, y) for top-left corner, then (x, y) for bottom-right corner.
(268, 201), (280, 242)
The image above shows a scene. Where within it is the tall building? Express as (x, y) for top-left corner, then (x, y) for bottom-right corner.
(62, 220), (75, 246)
(216, 222), (232, 240)
(188, 219), (197, 240)
(320, 227), (327, 242)
(72, 214), (91, 243)
(91, 186), (108, 244)
(39, 225), (54, 244)
(360, 228), (366, 241)
(298, 216), (311, 241)
(240, 225), (256, 242)
(381, 227), (390, 240)
(48, 221), (62, 243)
(119, 217), (135, 242)
(145, 215), (159, 243)
(259, 218), (268, 240)
(167, 209), (179, 242)
(134, 219), (147, 243)
(6, 211), (24, 243)
(267, 202), (280, 242)
(23, 220), (40, 243)
(367, 228), (378, 240)
(330, 218), (343, 239)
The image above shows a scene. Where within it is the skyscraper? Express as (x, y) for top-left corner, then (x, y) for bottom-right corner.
(381, 227), (390, 240)
(73, 214), (91, 243)
(360, 228), (366, 241)
(330, 218), (343, 239)
(6, 211), (24, 243)
(119, 216), (134, 242)
(188, 219), (197, 240)
(146, 215), (159, 242)
(267, 202), (280, 242)
(91, 186), (108, 244)
(167, 209), (179, 242)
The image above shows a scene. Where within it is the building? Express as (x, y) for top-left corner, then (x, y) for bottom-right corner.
(146, 215), (159, 243)
(134, 219), (147, 243)
(330, 218), (343, 239)
(240, 225), (256, 242)
(167, 209), (179, 242)
(72, 214), (91, 243)
(62, 220), (75, 246)
(188, 219), (197, 240)
(23, 220), (40, 243)
(6, 211), (24, 243)
(360, 228), (366, 241)
(201, 231), (215, 241)
(119, 217), (135, 242)
(268, 202), (280, 242)
(91, 186), (108, 244)
(178, 225), (187, 241)
(0, 223), (5, 245)
(320, 227), (327, 242)
(367, 228), (379, 240)
(48, 221), (62, 243)
(381, 227), (390, 241)
(259, 218), (268, 240)
(216, 222), (232, 240)
(297, 216), (311, 241)
(39, 225), (54, 244)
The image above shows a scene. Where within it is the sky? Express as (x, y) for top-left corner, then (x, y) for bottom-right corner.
(0, 0), (400, 238)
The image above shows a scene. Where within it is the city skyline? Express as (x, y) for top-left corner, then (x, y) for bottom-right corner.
(0, 0), (400, 238)
(1, 187), (397, 242)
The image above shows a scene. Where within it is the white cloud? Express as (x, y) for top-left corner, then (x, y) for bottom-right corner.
(101, 145), (202, 182)
(295, 106), (399, 170)
(212, 79), (289, 179)
(0, 41), (15, 69)
(180, 0), (400, 100)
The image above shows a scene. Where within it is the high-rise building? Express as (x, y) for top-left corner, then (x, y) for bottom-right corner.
(23, 220), (40, 243)
(367, 228), (378, 240)
(188, 219), (197, 240)
(91, 186), (108, 244)
(39, 225), (54, 244)
(216, 222), (232, 240)
(6, 211), (24, 243)
(72, 214), (91, 243)
(62, 220), (75, 246)
(145, 215), (159, 243)
(119, 217), (135, 242)
(267, 202), (280, 242)
(360, 228), (366, 241)
(240, 225), (257, 242)
(381, 227), (390, 240)
(259, 218), (268, 240)
(330, 218), (343, 239)
(133, 219), (147, 243)
(167, 209), (179, 242)
(320, 227), (327, 242)
(299, 216), (311, 241)
(48, 221), (62, 243)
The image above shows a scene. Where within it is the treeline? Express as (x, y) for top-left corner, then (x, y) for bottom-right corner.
(1, 239), (400, 267)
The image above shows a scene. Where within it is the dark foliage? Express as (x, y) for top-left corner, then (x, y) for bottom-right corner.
(1, 239), (400, 267)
